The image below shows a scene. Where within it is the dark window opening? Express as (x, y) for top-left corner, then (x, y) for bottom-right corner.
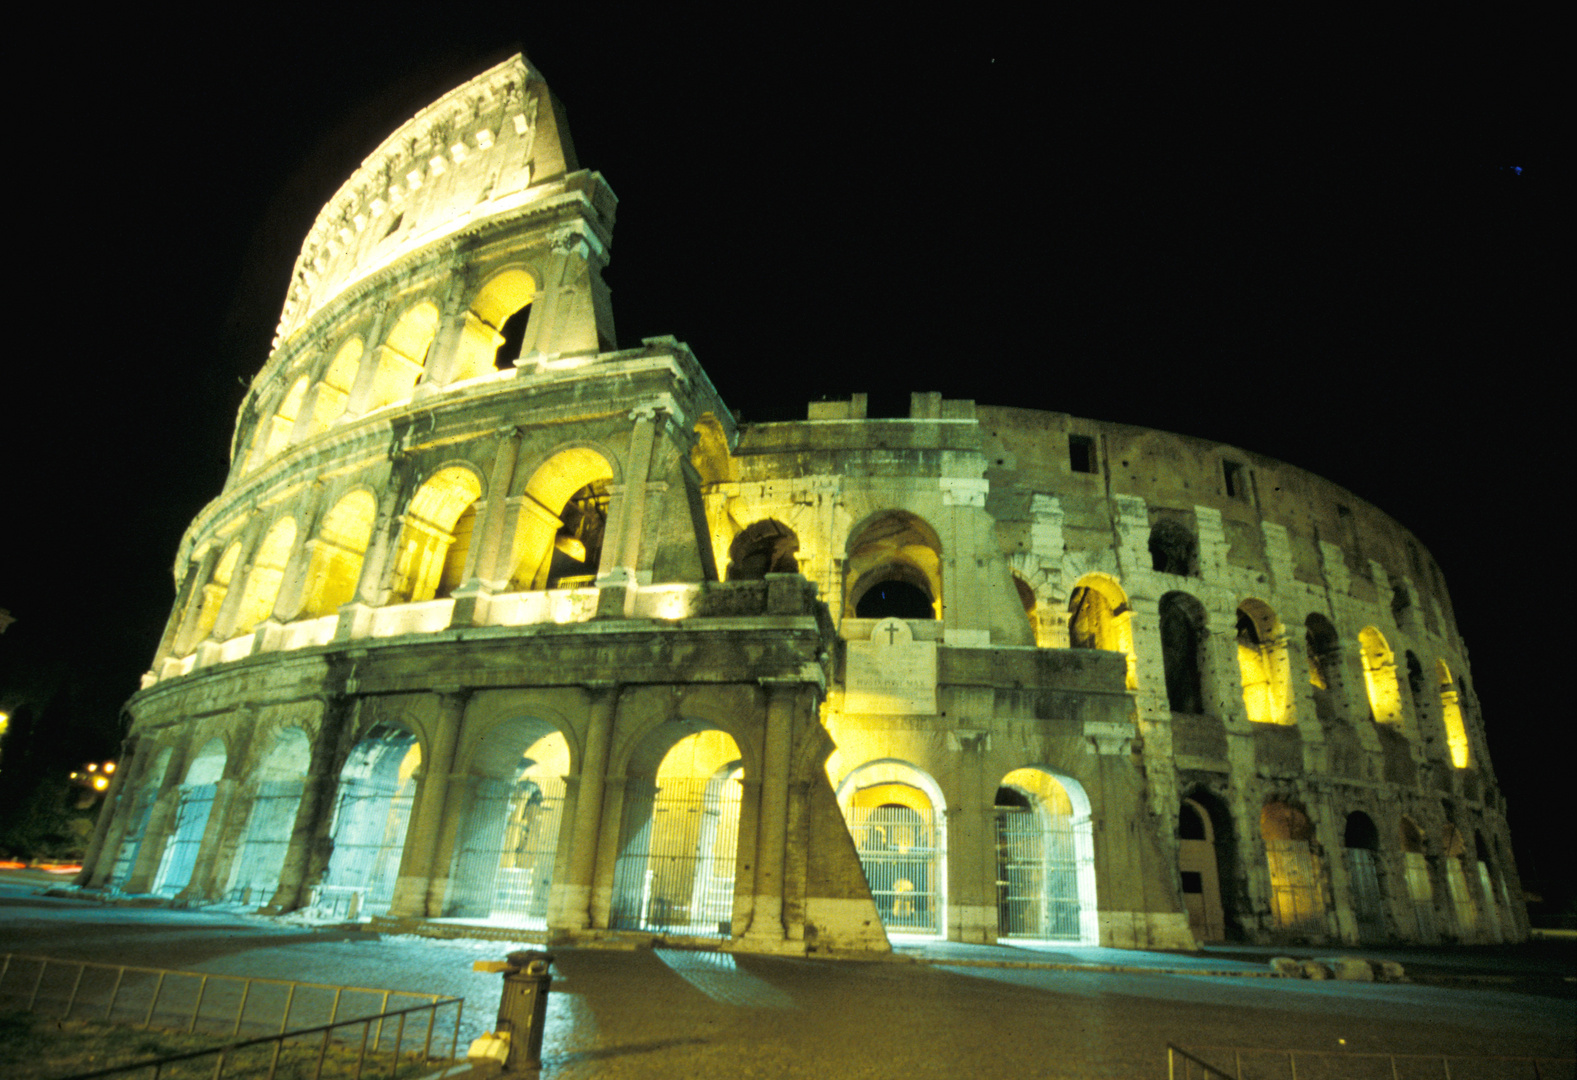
(1344, 812), (1380, 850)
(1069, 434), (1097, 474)
(546, 481), (610, 587)
(994, 786), (1030, 809)
(1160, 593), (1206, 714)
(1178, 802), (1207, 841)
(1223, 460), (1247, 500)
(1181, 871), (1204, 894)
(727, 519), (800, 580)
(856, 579), (934, 619)
(1149, 519), (1198, 576)
(493, 304), (533, 370)
(1390, 575), (1411, 622)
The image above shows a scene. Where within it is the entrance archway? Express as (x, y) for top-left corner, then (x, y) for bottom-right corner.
(610, 726), (744, 938)
(152, 739), (226, 897)
(838, 761), (946, 937)
(1178, 797), (1226, 942)
(227, 728), (310, 904)
(994, 768), (1097, 943)
(1343, 811), (1386, 943)
(317, 725), (419, 919)
(446, 720), (570, 928)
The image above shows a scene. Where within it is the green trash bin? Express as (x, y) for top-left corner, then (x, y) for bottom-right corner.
(495, 950), (554, 1069)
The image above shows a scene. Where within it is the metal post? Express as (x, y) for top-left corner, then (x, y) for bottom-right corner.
(144, 971), (167, 1028)
(190, 974), (211, 1033)
(267, 1037), (284, 1080)
(393, 1013), (407, 1078)
(233, 978), (253, 1035)
(278, 983), (297, 1034)
(373, 989), (391, 1048)
(210, 1048), (227, 1080)
(314, 1026), (331, 1080)
(106, 966), (126, 1021)
(355, 1020), (371, 1080)
(64, 962), (87, 1018)
(27, 957), (47, 1010)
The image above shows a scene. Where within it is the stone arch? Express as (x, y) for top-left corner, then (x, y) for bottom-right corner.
(845, 511), (943, 620)
(610, 721), (745, 937)
(258, 376), (311, 462)
(1358, 627), (1402, 724)
(1472, 830), (1506, 943)
(1236, 599), (1292, 725)
(452, 267), (539, 380)
(1160, 591), (1208, 715)
(193, 540), (242, 642)
(513, 446), (616, 590)
(367, 300), (441, 410)
(994, 766), (1098, 943)
(108, 746), (173, 889)
(390, 464), (484, 603)
(1178, 793), (1235, 942)
(307, 335), (363, 434)
(446, 716), (571, 925)
(152, 738), (227, 897)
(316, 722), (421, 919)
(1440, 821), (1478, 937)
(1435, 659), (1470, 768)
(1398, 814), (1436, 942)
(1260, 799), (1323, 933)
(226, 727), (311, 904)
(1342, 810), (1386, 942)
(836, 759), (947, 937)
(233, 518), (297, 634)
(301, 488), (378, 617)
(1304, 613), (1343, 721)
(1067, 572), (1136, 689)
(726, 519), (800, 580)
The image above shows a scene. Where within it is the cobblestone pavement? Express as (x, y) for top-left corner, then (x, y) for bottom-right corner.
(2, 880), (1572, 1078)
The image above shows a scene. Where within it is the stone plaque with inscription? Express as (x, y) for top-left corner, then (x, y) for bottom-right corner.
(845, 617), (937, 715)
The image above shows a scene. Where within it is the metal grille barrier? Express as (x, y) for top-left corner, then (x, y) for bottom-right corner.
(153, 784), (217, 896)
(995, 807), (1082, 940)
(847, 805), (941, 934)
(1344, 848), (1386, 942)
(316, 778), (415, 919)
(1264, 841), (1322, 931)
(0, 953), (462, 1080)
(610, 774), (741, 937)
(447, 776), (566, 925)
(228, 780), (306, 904)
(1167, 1043), (1577, 1079)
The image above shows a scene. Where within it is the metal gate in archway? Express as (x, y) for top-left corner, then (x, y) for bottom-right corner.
(152, 783), (217, 897)
(995, 807), (1082, 940)
(228, 779), (305, 904)
(610, 774), (742, 937)
(847, 805), (942, 935)
(447, 776), (567, 926)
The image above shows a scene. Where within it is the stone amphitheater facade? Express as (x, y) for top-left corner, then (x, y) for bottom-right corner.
(79, 55), (1525, 954)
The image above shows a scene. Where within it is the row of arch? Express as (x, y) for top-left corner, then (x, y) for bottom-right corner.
(1179, 794), (1514, 943)
(245, 266), (565, 473)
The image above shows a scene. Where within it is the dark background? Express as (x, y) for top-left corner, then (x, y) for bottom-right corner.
(2, 12), (1561, 915)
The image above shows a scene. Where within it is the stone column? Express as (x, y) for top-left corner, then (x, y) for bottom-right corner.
(597, 403), (665, 616)
(267, 695), (357, 913)
(548, 683), (618, 931)
(157, 553), (212, 663)
(741, 682), (795, 945)
(450, 429), (524, 627)
(271, 494), (325, 623)
(123, 743), (192, 894)
(388, 689), (469, 917)
(76, 737), (136, 888)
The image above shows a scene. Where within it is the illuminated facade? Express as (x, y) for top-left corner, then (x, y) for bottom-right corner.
(79, 56), (1524, 951)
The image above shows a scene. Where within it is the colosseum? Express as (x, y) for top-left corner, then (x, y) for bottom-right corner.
(77, 54), (1525, 954)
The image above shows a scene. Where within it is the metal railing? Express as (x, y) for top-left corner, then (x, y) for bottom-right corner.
(1, 953), (463, 1080)
(1168, 1043), (1577, 1079)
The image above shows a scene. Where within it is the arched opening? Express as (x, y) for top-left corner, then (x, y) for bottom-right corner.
(310, 337), (362, 432)
(261, 377), (311, 460)
(1342, 811), (1386, 943)
(1436, 660), (1471, 769)
(1473, 832), (1505, 943)
(390, 467), (483, 603)
(1067, 573), (1137, 689)
(839, 760), (946, 937)
(845, 512), (943, 621)
(452, 269), (537, 380)
(1236, 599), (1292, 725)
(302, 491), (377, 617)
(726, 519), (799, 580)
(193, 542), (241, 642)
(1012, 573), (1041, 645)
(1304, 614), (1343, 722)
(152, 739), (227, 897)
(446, 721), (570, 928)
(108, 747), (172, 889)
(367, 301), (440, 410)
(1399, 815), (1436, 942)
(1358, 627), (1402, 724)
(1160, 592), (1208, 715)
(226, 728), (310, 905)
(512, 449), (615, 591)
(317, 725), (420, 919)
(611, 726), (744, 937)
(1178, 796), (1228, 942)
(232, 519), (297, 634)
(994, 768), (1097, 943)
(1260, 801), (1323, 932)
(1148, 518), (1197, 575)
(1441, 823), (1478, 937)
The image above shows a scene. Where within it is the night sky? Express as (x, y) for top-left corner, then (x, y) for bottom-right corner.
(3, 15), (1560, 907)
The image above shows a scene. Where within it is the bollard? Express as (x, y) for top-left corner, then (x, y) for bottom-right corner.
(481, 950), (554, 1071)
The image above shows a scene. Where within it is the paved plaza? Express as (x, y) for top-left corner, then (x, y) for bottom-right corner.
(1, 875), (1572, 1078)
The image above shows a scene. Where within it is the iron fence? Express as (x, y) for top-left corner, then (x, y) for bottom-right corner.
(0, 953), (463, 1080)
(1168, 1043), (1577, 1079)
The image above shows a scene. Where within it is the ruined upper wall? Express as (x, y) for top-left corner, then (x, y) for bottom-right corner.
(272, 54), (581, 350)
